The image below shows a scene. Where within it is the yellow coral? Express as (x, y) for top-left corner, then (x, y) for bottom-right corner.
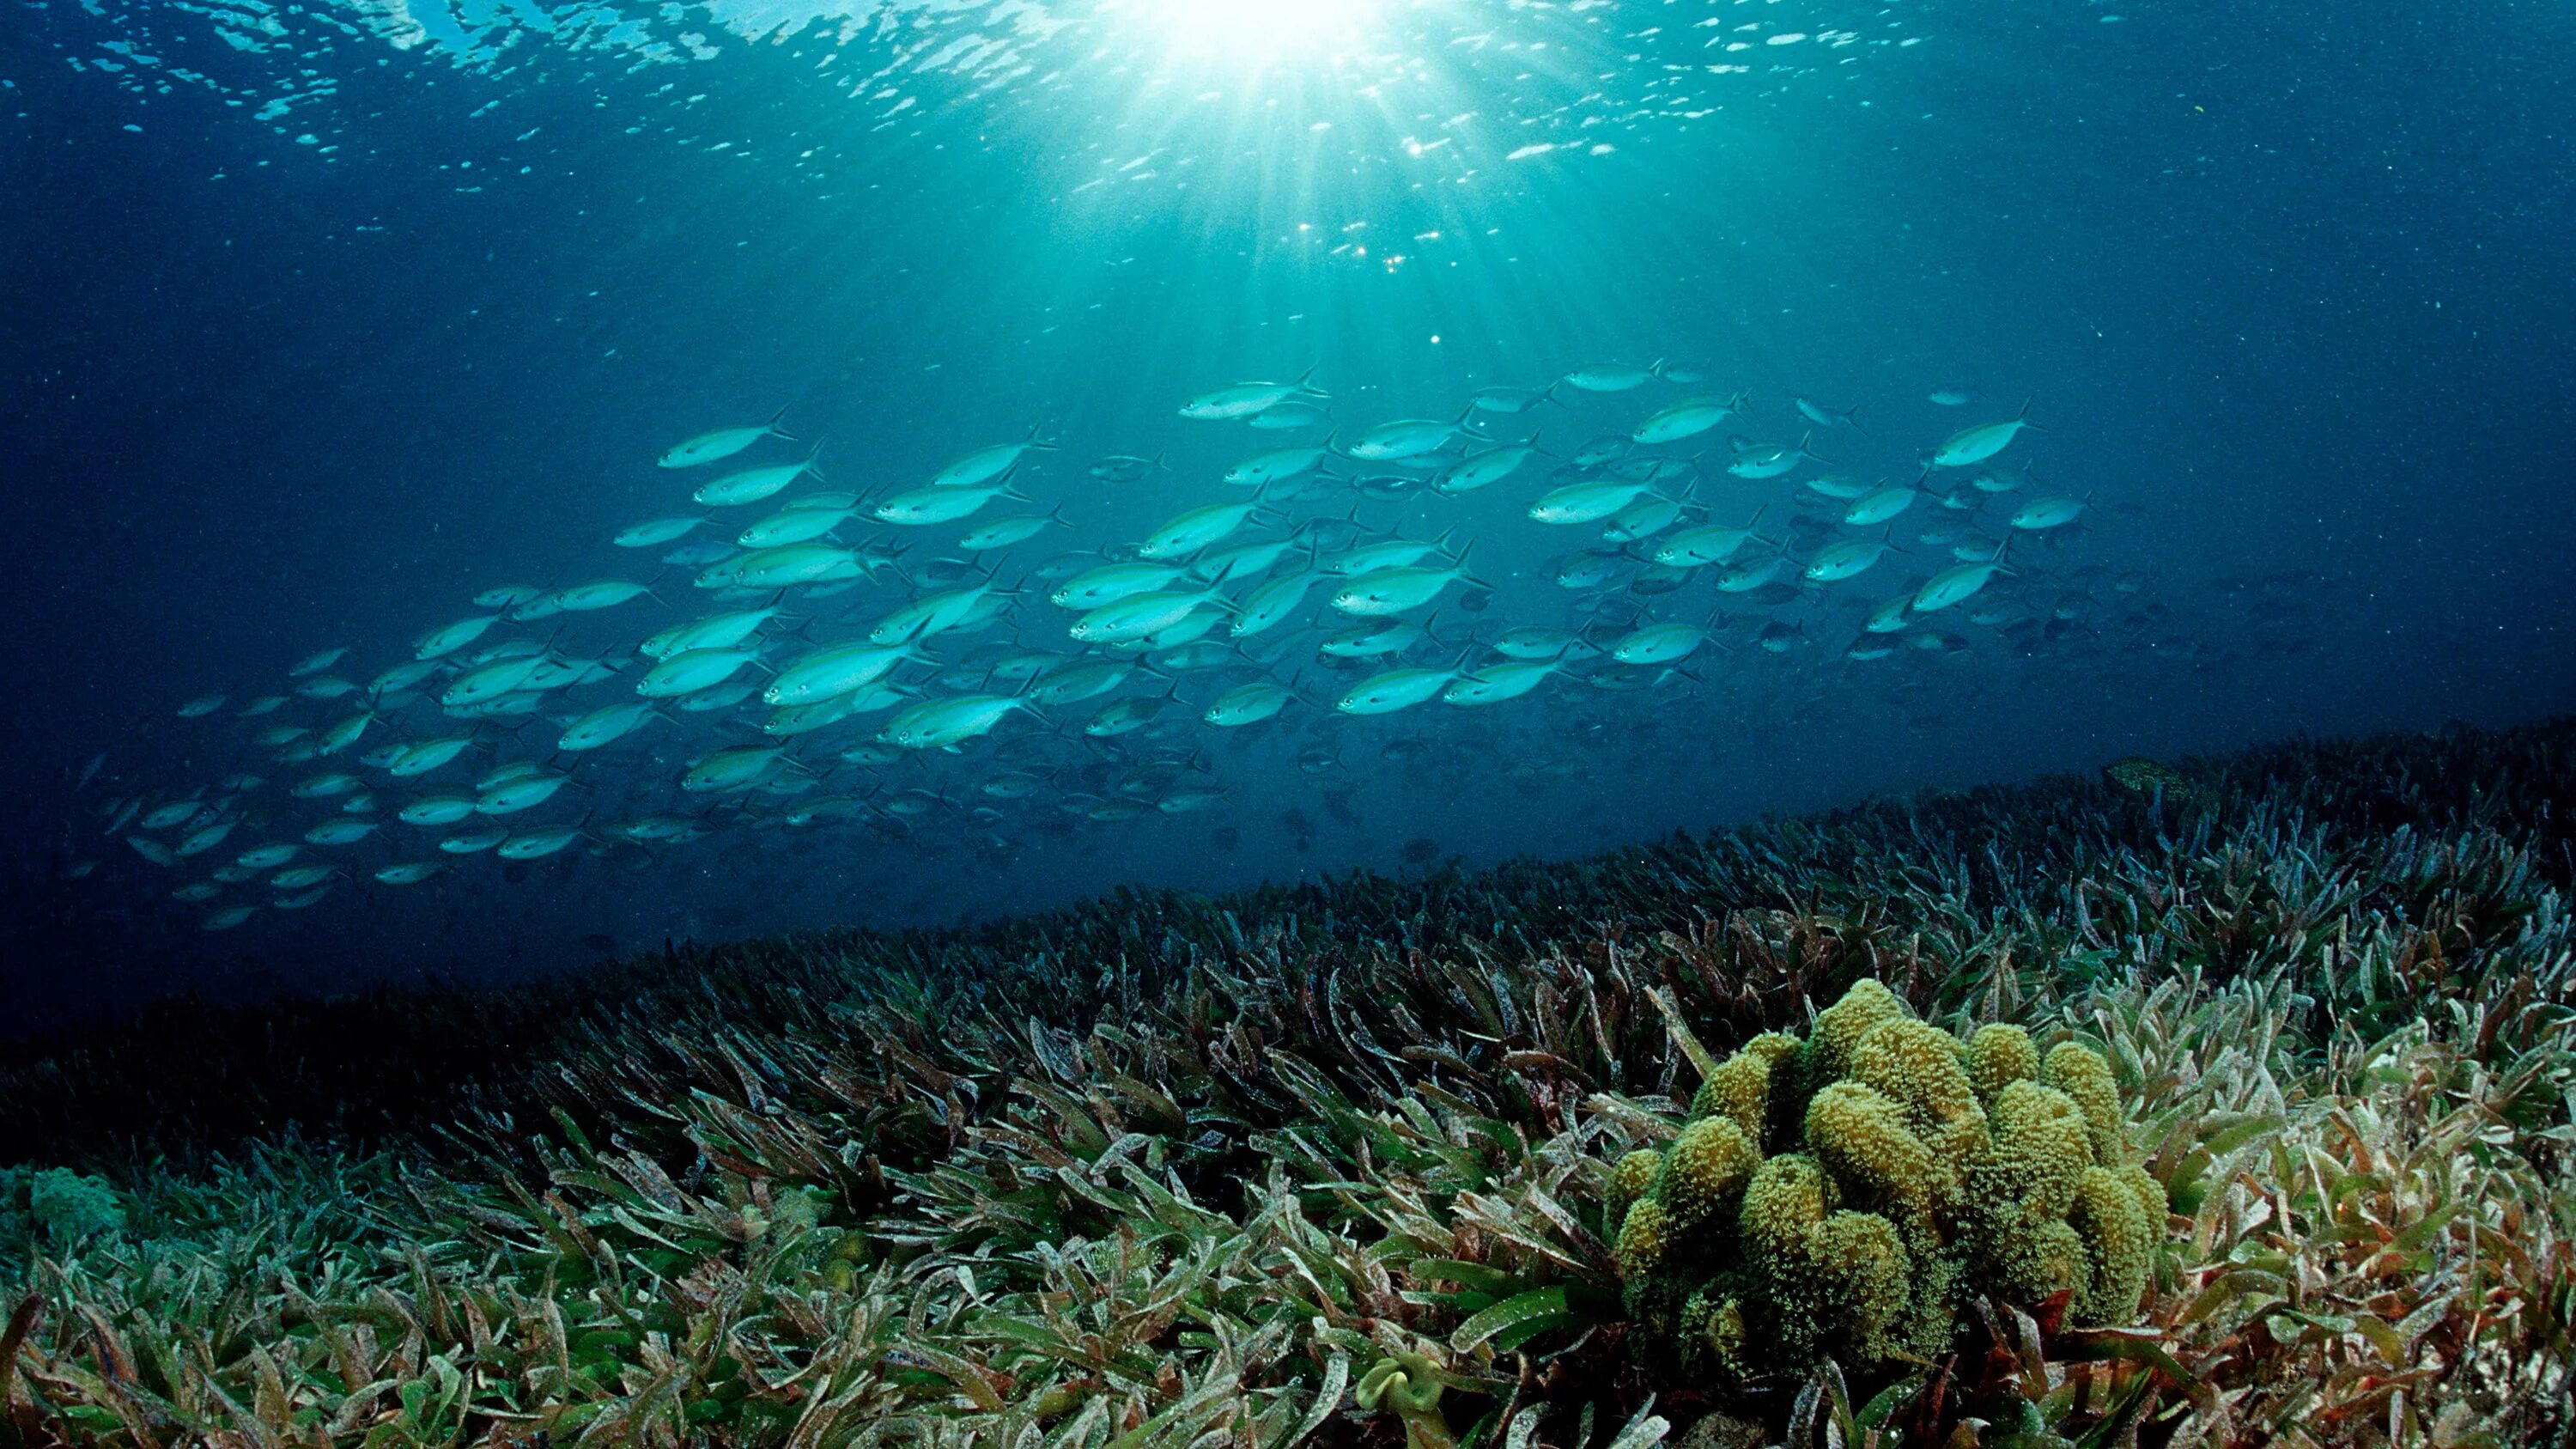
(1689, 1031), (1797, 1141)
(1605, 1148), (1663, 1234)
(1809, 1209), (1911, 1362)
(2041, 1042), (2124, 1167)
(1965, 1022), (2040, 1105)
(1983, 1215), (2087, 1304)
(1654, 1116), (1762, 1235)
(1807, 978), (1909, 1081)
(1977, 1079), (2093, 1220)
(1604, 982), (2166, 1382)
(1739, 1152), (1832, 1266)
(1615, 1196), (1671, 1282)
(1804, 1081), (1945, 1225)
(1699, 1294), (1751, 1379)
(1850, 1018), (1989, 1161)
(2067, 1165), (2154, 1324)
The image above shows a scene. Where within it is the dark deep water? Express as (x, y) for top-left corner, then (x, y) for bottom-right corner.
(3, 0), (2571, 1035)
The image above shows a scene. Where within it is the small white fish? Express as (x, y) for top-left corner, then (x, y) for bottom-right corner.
(659, 408), (793, 469)
(1726, 432), (1822, 480)
(1090, 452), (1168, 483)
(1178, 367), (1324, 421)
(561, 701), (663, 752)
(872, 479), (1023, 526)
(1054, 562), (1185, 610)
(1468, 383), (1561, 415)
(1793, 397), (1867, 433)
(931, 425), (1054, 489)
(1337, 662), (1466, 715)
(1633, 392), (1746, 445)
(1205, 681), (1295, 727)
(1223, 435), (1336, 486)
(879, 696), (1037, 751)
(767, 642), (912, 705)
(1433, 434), (1545, 494)
(1248, 401), (1329, 431)
(1444, 661), (1562, 706)
(1328, 548), (1482, 615)
(1931, 399), (2041, 468)
(1843, 487), (1917, 527)
(1491, 626), (1593, 661)
(498, 826), (585, 861)
(386, 735), (476, 778)
(637, 647), (765, 699)
(1530, 479), (1657, 526)
(1347, 414), (1476, 462)
(957, 509), (1066, 551)
(2010, 496), (2087, 531)
(1611, 620), (1713, 666)
(398, 796), (477, 826)
(1137, 502), (1261, 560)
(1804, 537), (1895, 583)
(1561, 361), (1665, 393)
(694, 449), (823, 507)
(1912, 556), (2013, 612)
(174, 820), (236, 857)
(737, 506), (855, 548)
(1231, 571), (1318, 637)
(615, 517), (707, 548)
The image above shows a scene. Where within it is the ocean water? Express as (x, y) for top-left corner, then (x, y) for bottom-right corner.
(3, 0), (2570, 1030)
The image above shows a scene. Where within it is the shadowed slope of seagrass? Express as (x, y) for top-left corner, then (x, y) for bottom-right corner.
(3, 717), (2573, 1448)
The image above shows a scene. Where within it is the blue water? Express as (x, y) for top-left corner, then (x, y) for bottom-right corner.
(4, 0), (2572, 1031)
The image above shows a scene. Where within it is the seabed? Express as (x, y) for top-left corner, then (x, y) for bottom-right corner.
(3, 719), (2572, 1448)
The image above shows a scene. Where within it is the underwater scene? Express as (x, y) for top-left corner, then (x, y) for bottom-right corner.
(3, 0), (2574, 1443)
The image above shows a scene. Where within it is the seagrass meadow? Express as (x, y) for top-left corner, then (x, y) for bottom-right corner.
(5, 718), (2575, 1449)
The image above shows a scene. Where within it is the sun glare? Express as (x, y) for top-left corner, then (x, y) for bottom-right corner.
(1125, 0), (1382, 64)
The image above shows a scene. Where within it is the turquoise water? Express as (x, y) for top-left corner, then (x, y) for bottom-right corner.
(4, 0), (2571, 1023)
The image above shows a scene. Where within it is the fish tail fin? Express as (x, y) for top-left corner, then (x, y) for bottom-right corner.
(1454, 539), (1494, 594)
(768, 405), (799, 441)
(1845, 402), (1868, 437)
(1539, 380), (1565, 408)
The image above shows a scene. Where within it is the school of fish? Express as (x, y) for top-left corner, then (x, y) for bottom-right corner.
(79, 365), (2143, 933)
